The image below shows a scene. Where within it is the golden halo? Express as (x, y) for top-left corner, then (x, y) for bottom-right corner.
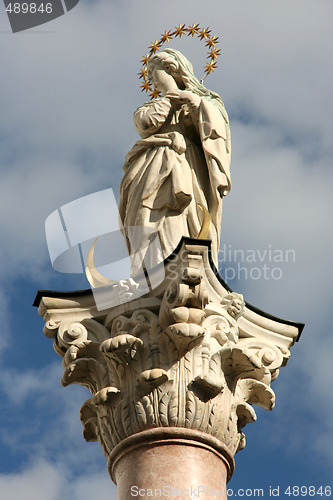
(139, 23), (221, 99)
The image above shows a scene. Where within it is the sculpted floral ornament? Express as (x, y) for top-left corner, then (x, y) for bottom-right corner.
(36, 240), (302, 474)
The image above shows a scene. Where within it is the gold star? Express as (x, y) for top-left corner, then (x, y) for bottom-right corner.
(138, 67), (148, 79)
(141, 53), (151, 65)
(199, 27), (211, 40)
(140, 80), (152, 92)
(174, 23), (186, 37)
(208, 47), (221, 60)
(149, 40), (162, 54)
(160, 30), (173, 43)
(186, 23), (200, 36)
(149, 88), (161, 99)
(204, 60), (217, 74)
(205, 35), (219, 48)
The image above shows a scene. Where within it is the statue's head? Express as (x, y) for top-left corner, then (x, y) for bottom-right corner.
(146, 48), (225, 112)
(147, 48), (196, 92)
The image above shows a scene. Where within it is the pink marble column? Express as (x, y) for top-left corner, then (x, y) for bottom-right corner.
(109, 428), (234, 499)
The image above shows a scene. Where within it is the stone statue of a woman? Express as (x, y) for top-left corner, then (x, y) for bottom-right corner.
(119, 48), (231, 273)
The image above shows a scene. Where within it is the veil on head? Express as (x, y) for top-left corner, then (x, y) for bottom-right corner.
(148, 48), (227, 114)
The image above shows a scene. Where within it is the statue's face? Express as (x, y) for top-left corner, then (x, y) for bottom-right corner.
(147, 61), (179, 96)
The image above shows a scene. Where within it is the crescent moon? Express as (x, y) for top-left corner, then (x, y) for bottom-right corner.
(85, 238), (118, 288)
(196, 204), (211, 239)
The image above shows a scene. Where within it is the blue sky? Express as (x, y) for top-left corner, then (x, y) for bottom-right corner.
(0, 1), (332, 498)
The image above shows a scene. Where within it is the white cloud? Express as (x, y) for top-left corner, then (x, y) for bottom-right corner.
(0, 289), (10, 352)
(221, 119), (333, 313)
(0, 360), (110, 477)
(0, 362), (63, 405)
(68, 471), (115, 500)
(0, 157), (96, 279)
(0, 460), (63, 500)
(0, 458), (116, 500)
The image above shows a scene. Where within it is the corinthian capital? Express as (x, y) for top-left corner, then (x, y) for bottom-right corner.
(35, 238), (303, 484)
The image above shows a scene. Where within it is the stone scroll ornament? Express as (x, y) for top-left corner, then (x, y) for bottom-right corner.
(41, 240), (297, 478)
(37, 24), (303, 487)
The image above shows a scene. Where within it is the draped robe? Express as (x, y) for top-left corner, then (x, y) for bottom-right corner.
(119, 94), (231, 274)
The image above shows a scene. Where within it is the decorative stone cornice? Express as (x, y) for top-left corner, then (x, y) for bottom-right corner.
(35, 238), (303, 481)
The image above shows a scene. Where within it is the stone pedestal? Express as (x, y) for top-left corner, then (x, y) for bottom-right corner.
(34, 238), (303, 498)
